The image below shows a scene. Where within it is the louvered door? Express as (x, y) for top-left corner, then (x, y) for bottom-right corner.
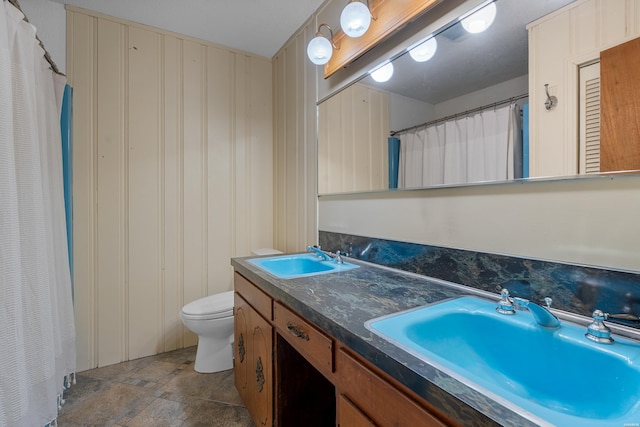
(579, 62), (601, 174)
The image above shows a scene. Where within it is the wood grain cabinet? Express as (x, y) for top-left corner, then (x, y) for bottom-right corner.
(234, 273), (273, 427)
(234, 271), (455, 427)
(336, 348), (450, 427)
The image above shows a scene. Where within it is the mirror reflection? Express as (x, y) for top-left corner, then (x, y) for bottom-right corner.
(318, 0), (637, 195)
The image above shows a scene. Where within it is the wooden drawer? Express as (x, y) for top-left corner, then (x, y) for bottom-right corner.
(336, 348), (450, 427)
(338, 394), (377, 427)
(234, 272), (272, 320)
(274, 302), (333, 378)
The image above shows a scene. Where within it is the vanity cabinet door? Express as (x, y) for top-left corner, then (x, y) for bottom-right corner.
(251, 309), (273, 426)
(233, 293), (250, 405)
(234, 275), (274, 427)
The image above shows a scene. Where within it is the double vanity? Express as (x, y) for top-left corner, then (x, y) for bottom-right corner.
(231, 252), (640, 426)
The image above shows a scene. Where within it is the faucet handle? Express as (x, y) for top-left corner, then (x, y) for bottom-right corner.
(585, 310), (614, 344)
(543, 297), (553, 309)
(496, 289), (515, 315)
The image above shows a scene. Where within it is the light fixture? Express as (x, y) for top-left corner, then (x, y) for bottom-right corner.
(461, 2), (497, 34)
(307, 24), (338, 65)
(370, 62), (394, 82)
(340, 0), (373, 38)
(408, 36), (437, 62)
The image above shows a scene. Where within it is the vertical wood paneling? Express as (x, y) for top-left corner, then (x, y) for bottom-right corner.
(163, 35), (181, 351)
(248, 57), (274, 252)
(128, 27), (162, 359)
(601, 0), (627, 45)
(316, 83), (389, 194)
(273, 51), (287, 250)
(273, 18), (318, 253)
(284, 41), (301, 251)
(95, 19), (126, 367)
(207, 46), (233, 295)
(273, 22), (318, 252)
(181, 40), (206, 348)
(67, 11), (97, 371)
(234, 54), (249, 256)
(68, 8), (274, 369)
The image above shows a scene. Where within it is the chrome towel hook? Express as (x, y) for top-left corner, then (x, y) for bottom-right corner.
(544, 84), (557, 110)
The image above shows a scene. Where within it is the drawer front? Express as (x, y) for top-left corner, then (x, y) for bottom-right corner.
(234, 272), (272, 320)
(336, 348), (450, 427)
(338, 394), (377, 427)
(274, 302), (333, 377)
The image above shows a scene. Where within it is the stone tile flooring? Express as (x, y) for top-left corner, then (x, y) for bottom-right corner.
(58, 346), (254, 426)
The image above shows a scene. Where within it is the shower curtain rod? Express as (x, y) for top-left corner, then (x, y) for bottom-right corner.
(390, 93), (528, 136)
(5, 0), (64, 76)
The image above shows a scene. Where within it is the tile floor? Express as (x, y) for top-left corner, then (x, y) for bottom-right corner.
(57, 346), (254, 427)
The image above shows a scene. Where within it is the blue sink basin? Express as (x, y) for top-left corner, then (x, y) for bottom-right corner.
(366, 296), (640, 426)
(248, 253), (358, 279)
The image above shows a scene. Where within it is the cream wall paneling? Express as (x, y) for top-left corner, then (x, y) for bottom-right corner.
(272, 18), (318, 252)
(528, 0), (640, 177)
(67, 7), (274, 370)
(318, 83), (389, 195)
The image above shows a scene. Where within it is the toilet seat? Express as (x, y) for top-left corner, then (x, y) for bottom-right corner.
(181, 290), (234, 320)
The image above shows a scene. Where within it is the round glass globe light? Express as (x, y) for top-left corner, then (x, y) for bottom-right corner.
(461, 2), (497, 34)
(409, 37), (438, 62)
(340, 1), (371, 38)
(371, 62), (394, 83)
(307, 36), (333, 65)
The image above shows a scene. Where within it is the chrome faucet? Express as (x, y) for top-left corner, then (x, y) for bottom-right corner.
(585, 310), (639, 344)
(496, 289), (560, 328)
(514, 297), (561, 328)
(306, 245), (331, 261)
(585, 310), (614, 344)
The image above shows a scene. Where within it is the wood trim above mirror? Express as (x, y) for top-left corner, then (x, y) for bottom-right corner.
(323, 0), (443, 78)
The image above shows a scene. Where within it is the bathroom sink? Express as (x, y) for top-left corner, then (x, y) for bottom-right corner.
(248, 253), (358, 279)
(365, 296), (640, 427)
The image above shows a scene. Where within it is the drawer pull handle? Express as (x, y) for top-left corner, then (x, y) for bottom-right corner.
(287, 321), (310, 341)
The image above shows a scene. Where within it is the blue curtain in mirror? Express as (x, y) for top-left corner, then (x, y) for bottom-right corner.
(388, 137), (400, 189)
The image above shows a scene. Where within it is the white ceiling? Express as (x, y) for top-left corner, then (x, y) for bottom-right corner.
(51, 0), (326, 58)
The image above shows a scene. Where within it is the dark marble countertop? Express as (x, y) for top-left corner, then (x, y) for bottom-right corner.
(231, 255), (544, 427)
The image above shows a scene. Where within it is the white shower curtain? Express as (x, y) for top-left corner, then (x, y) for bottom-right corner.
(398, 103), (520, 188)
(1, 2), (76, 426)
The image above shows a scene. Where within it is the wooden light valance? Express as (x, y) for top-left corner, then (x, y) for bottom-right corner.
(323, 0), (443, 78)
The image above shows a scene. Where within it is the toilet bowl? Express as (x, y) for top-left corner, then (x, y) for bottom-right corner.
(180, 290), (235, 373)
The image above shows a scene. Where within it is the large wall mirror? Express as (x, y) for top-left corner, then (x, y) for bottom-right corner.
(317, 0), (640, 195)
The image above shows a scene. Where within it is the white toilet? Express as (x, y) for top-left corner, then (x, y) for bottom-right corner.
(180, 248), (282, 373)
(180, 291), (235, 373)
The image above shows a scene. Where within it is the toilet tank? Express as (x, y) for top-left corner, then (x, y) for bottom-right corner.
(251, 248), (283, 256)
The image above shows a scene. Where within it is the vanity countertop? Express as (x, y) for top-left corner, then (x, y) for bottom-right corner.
(231, 255), (544, 427)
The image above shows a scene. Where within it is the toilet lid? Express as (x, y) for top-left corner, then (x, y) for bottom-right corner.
(182, 290), (234, 317)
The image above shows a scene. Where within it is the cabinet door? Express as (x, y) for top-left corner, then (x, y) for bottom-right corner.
(251, 309), (273, 427)
(234, 293), (250, 406)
